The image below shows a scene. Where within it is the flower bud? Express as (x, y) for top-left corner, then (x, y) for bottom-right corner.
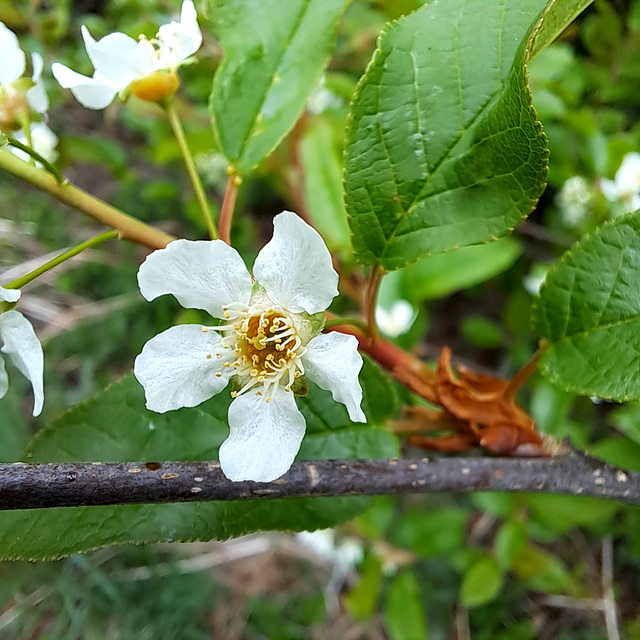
(0, 89), (30, 132)
(129, 70), (180, 104)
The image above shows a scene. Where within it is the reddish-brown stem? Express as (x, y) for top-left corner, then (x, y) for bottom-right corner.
(327, 322), (439, 404)
(364, 266), (383, 341)
(502, 346), (545, 403)
(219, 174), (239, 244)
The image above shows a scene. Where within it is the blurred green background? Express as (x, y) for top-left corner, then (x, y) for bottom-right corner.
(0, 0), (639, 638)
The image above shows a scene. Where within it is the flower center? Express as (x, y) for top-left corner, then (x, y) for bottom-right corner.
(210, 304), (305, 401)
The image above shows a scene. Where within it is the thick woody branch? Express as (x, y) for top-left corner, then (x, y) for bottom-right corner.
(0, 449), (638, 510)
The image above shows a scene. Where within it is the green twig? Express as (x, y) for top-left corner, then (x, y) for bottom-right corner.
(324, 315), (369, 334)
(3, 230), (119, 290)
(164, 99), (217, 240)
(5, 136), (65, 183)
(0, 149), (174, 250)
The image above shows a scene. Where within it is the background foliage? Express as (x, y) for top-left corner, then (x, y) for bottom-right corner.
(0, 0), (639, 638)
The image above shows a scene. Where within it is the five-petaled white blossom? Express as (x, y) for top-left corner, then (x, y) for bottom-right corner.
(601, 152), (640, 213)
(0, 286), (44, 416)
(134, 211), (366, 483)
(52, 0), (202, 109)
(0, 22), (48, 131)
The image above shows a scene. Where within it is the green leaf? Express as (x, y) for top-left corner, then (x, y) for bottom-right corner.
(460, 556), (504, 607)
(384, 569), (429, 640)
(345, 554), (383, 620)
(532, 212), (640, 400)
(392, 507), (468, 558)
(460, 316), (503, 348)
(299, 118), (352, 254)
(494, 520), (527, 570)
(588, 437), (640, 473)
(609, 402), (640, 446)
(400, 238), (522, 301)
(0, 374), (397, 561)
(210, 0), (347, 173)
(530, 0), (595, 59)
(343, 0), (549, 270)
(512, 545), (577, 594)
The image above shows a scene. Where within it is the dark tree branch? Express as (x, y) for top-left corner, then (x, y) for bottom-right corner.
(1, 448), (639, 510)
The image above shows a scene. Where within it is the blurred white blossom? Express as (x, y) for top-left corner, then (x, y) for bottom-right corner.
(194, 152), (230, 188)
(556, 175), (591, 226)
(52, 0), (201, 108)
(523, 263), (551, 296)
(0, 23), (48, 131)
(306, 76), (343, 115)
(375, 299), (416, 338)
(296, 529), (364, 574)
(600, 152), (640, 213)
(10, 122), (58, 165)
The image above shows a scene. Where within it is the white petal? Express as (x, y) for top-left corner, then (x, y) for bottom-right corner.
(137, 239), (253, 319)
(600, 178), (618, 202)
(220, 388), (306, 482)
(0, 310), (44, 416)
(134, 325), (230, 412)
(12, 123), (59, 165)
(630, 193), (640, 213)
(376, 300), (416, 338)
(27, 53), (49, 113)
(52, 63), (118, 109)
(156, 0), (202, 67)
(253, 211), (339, 314)
(81, 26), (153, 87)
(0, 356), (7, 400)
(0, 22), (25, 83)
(0, 286), (21, 304)
(303, 332), (365, 422)
(615, 152), (640, 193)
(28, 122), (58, 163)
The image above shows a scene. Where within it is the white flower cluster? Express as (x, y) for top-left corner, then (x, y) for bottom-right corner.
(0, 22), (57, 163)
(135, 212), (366, 483)
(52, 0), (202, 109)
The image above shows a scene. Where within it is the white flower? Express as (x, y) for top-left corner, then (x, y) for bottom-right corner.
(52, 0), (202, 109)
(10, 122), (58, 165)
(523, 263), (550, 296)
(556, 175), (591, 227)
(0, 286), (44, 416)
(134, 211), (366, 483)
(296, 529), (364, 574)
(306, 76), (343, 115)
(375, 300), (416, 338)
(0, 23), (48, 131)
(601, 152), (640, 213)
